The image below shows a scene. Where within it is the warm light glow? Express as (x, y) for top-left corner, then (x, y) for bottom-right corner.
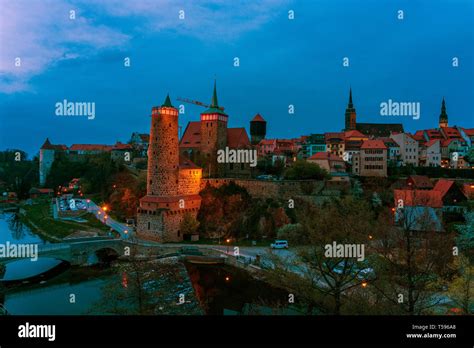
(368, 235), (373, 240)
(104, 215), (108, 219)
(86, 199), (90, 203)
(391, 208), (395, 212)
(98, 211), (101, 215)
(102, 206), (108, 212)
(124, 230), (128, 234)
(225, 276), (230, 282)
(361, 282), (368, 288)
(226, 239), (231, 243)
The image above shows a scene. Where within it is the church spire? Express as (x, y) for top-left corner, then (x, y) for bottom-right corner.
(439, 97), (448, 128)
(345, 87), (356, 131)
(210, 79), (219, 108)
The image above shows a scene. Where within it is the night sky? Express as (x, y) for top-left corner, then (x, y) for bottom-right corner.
(0, 0), (473, 158)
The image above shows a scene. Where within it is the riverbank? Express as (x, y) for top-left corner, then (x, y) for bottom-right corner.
(19, 202), (109, 242)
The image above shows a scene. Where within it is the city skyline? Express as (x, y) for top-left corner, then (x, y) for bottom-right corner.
(1, 0), (473, 157)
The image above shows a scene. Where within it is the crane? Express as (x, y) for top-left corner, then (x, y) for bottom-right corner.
(176, 97), (225, 111)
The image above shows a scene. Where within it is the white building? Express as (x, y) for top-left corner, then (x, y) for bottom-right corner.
(391, 133), (419, 166)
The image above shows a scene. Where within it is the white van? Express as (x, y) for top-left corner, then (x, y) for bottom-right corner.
(271, 240), (289, 249)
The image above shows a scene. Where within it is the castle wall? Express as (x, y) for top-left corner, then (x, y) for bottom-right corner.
(200, 179), (328, 199)
(178, 168), (202, 195)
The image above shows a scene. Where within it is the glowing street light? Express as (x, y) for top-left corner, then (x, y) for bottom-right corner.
(361, 282), (368, 288)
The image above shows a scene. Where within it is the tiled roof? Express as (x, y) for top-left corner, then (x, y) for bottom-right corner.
(425, 139), (440, 148)
(356, 123), (404, 137)
(179, 122), (250, 149)
(394, 189), (443, 208)
(309, 152), (344, 161)
(361, 139), (387, 149)
(325, 132), (345, 141)
(179, 156), (200, 170)
(69, 144), (113, 152)
(251, 113), (265, 122)
(407, 175), (433, 189)
(425, 129), (443, 140)
(344, 130), (366, 139)
(112, 142), (133, 150)
(258, 139), (276, 146)
(462, 128), (474, 136)
(433, 179), (455, 198)
(441, 127), (462, 139)
(413, 130), (426, 141)
(227, 128), (250, 148)
(441, 138), (462, 147)
(377, 137), (399, 147)
(179, 122), (201, 148)
(40, 138), (67, 151)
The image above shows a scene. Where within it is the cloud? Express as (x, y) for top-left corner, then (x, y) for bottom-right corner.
(0, 0), (289, 93)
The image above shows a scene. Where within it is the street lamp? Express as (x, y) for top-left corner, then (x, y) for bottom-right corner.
(226, 238), (231, 254)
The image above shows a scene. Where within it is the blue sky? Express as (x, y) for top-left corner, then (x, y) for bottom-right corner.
(0, 0), (473, 158)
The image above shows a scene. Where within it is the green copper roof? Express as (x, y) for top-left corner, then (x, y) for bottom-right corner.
(161, 94), (173, 108)
(202, 80), (227, 115)
(210, 80), (218, 108)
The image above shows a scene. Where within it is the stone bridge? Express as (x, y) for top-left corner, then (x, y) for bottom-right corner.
(0, 238), (265, 276)
(0, 237), (125, 266)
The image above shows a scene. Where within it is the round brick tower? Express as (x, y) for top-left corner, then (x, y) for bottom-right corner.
(147, 94), (179, 196)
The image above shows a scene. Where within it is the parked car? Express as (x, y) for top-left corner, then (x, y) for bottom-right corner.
(270, 240), (289, 249)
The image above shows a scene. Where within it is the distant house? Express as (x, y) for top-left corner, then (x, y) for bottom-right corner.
(130, 132), (149, 157)
(432, 179), (468, 212)
(353, 139), (387, 177)
(393, 189), (443, 232)
(378, 137), (401, 165)
(308, 152), (348, 181)
(325, 132), (345, 157)
(406, 175), (434, 190)
(111, 142), (134, 162)
(391, 133), (419, 166)
(308, 152), (346, 174)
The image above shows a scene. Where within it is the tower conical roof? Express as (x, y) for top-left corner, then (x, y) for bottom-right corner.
(202, 80), (227, 115)
(210, 80), (218, 108)
(439, 97), (448, 126)
(348, 87), (353, 108)
(161, 94), (173, 108)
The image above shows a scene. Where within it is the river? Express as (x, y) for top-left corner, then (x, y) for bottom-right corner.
(0, 212), (295, 315)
